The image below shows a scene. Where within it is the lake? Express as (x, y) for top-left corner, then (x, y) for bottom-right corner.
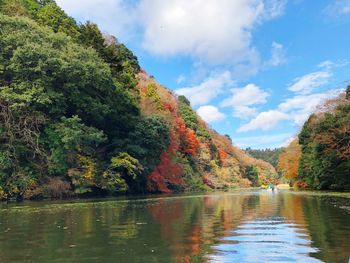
(1, 190), (350, 263)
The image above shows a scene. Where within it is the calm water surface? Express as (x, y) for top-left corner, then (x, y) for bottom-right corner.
(1, 190), (350, 263)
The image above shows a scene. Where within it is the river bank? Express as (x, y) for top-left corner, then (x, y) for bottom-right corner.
(2, 187), (350, 205)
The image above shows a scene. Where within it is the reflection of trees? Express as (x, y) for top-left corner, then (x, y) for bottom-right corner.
(147, 193), (257, 262)
(280, 193), (307, 225)
(0, 193), (349, 263)
(0, 200), (167, 262)
(301, 196), (350, 263)
(146, 192), (350, 263)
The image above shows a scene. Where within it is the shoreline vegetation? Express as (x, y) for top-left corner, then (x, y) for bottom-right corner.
(2, 187), (350, 204)
(277, 87), (350, 191)
(0, 1), (348, 202)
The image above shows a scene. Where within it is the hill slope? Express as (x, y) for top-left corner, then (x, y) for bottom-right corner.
(0, 0), (276, 200)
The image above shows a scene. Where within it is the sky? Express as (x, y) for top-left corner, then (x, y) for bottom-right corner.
(56, 0), (350, 149)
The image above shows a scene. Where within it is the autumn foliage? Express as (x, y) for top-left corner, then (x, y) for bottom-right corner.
(147, 135), (183, 193)
(138, 74), (279, 192)
(218, 148), (228, 165)
(183, 128), (200, 156)
(278, 139), (301, 180)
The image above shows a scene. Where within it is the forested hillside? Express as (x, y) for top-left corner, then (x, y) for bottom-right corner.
(245, 148), (284, 168)
(278, 87), (350, 190)
(0, 0), (276, 200)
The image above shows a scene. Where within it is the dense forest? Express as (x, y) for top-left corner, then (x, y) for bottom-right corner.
(278, 87), (350, 190)
(0, 0), (277, 200)
(245, 148), (284, 169)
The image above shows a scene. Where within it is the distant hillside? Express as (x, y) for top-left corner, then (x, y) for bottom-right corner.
(245, 148), (284, 168)
(0, 0), (276, 200)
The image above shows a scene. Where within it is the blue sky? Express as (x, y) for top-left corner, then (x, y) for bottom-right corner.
(56, 0), (350, 149)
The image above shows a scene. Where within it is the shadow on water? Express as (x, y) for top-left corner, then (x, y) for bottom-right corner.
(0, 190), (349, 262)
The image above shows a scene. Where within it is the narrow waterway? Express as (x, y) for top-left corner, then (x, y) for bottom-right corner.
(0, 190), (349, 262)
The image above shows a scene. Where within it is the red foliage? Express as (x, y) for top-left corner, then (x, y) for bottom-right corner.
(176, 117), (186, 138)
(217, 148), (228, 165)
(294, 180), (309, 189)
(147, 170), (170, 193)
(163, 102), (175, 112)
(147, 135), (184, 193)
(184, 128), (199, 156)
(203, 175), (214, 188)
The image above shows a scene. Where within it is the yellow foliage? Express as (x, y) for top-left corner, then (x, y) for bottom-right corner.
(278, 139), (301, 180)
(77, 155), (96, 180)
(0, 186), (7, 199)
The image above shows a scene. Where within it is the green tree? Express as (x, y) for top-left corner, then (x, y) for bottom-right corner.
(246, 165), (259, 186)
(36, 2), (80, 39)
(100, 152), (143, 193)
(126, 116), (170, 177)
(45, 116), (106, 175)
(178, 95), (211, 140)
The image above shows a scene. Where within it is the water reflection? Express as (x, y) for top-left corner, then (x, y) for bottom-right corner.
(0, 190), (349, 263)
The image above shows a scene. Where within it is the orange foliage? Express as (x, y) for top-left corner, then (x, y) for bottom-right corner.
(184, 128), (199, 156)
(314, 124), (350, 160)
(293, 180), (308, 189)
(176, 117), (186, 138)
(278, 139), (301, 180)
(217, 148), (228, 165)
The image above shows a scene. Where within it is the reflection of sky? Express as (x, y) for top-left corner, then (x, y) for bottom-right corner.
(208, 217), (322, 263)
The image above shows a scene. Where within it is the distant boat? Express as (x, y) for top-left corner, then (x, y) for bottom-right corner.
(261, 183), (275, 190)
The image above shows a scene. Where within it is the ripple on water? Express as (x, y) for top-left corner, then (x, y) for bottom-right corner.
(208, 217), (322, 263)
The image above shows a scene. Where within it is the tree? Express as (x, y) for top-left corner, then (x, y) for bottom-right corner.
(178, 95), (210, 140)
(100, 152), (143, 193)
(147, 140), (183, 193)
(0, 14), (144, 198)
(125, 116), (170, 177)
(45, 116), (106, 175)
(298, 91), (350, 190)
(277, 139), (301, 182)
(183, 128), (199, 156)
(36, 2), (80, 39)
(246, 165), (259, 186)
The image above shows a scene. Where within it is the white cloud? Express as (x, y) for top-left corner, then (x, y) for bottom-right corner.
(263, 0), (288, 20)
(236, 89), (341, 133)
(55, 0), (136, 40)
(318, 60), (334, 69)
(221, 84), (269, 107)
(280, 136), (295, 147)
(176, 74), (186, 84)
(237, 110), (290, 132)
(325, 0), (350, 16)
(318, 59), (349, 69)
(234, 133), (293, 148)
(220, 83), (269, 119)
(288, 71), (332, 95)
(278, 89), (342, 125)
(233, 106), (258, 119)
(266, 42), (286, 67)
(175, 71), (234, 106)
(197, 105), (226, 123)
(137, 0), (286, 64)
(56, 0), (288, 80)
